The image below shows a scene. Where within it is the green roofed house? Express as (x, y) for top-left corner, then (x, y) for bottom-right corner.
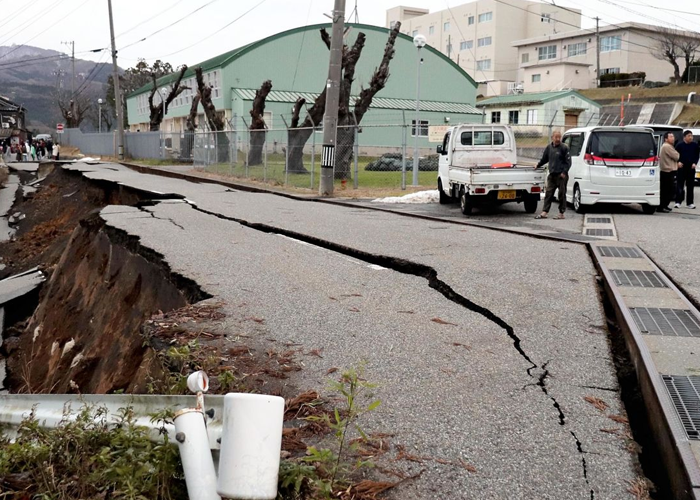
(476, 90), (601, 135)
(125, 23), (482, 151)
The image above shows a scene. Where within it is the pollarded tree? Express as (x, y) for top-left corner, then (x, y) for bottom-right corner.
(248, 79), (272, 166)
(194, 66), (229, 162)
(148, 65), (188, 131)
(285, 22), (401, 176)
(652, 29), (683, 83)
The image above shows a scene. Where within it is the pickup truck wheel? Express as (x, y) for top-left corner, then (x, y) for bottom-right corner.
(642, 204), (657, 215)
(573, 185), (586, 214)
(460, 189), (473, 215)
(524, 195), (538, 214)
(438, 179), (451, 204)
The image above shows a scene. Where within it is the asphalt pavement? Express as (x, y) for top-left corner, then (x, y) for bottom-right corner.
(70, 163), (640, 499)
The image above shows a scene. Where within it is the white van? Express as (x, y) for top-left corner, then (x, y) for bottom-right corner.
(437, 124), (545, 214)
(561, 126), (659, 214)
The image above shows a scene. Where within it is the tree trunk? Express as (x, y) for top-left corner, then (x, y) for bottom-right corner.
(195, 66), (229, 162)
(334, 125), (355, 180)
(182, 94), (200, 160)
(248, 80), (272, 166)
(249, 130), (266, 166)
(674, 61), (682, 84)
(287, 127), (313, 173)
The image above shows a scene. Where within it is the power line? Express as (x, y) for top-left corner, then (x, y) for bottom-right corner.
(149, 0), (268, 60)
(116, 0), (187, 38)
(0, 0), (67, 47)
(0, 0), (91, 62)
(119, 0), (220, 51)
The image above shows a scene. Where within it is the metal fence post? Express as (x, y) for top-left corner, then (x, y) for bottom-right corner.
(401, 111), (407, 191)
(263, 129), (268, 182)
(353, 125), (359, 190)
(311, 127), (316, 190)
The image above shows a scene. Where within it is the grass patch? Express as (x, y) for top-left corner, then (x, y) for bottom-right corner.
(674, 103), (700, 126)
(201, 153), (437, 191)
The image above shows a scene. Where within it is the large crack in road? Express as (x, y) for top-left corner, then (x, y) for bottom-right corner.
(170, 199), (595, 498)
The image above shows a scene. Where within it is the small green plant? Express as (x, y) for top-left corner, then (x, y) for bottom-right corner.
(218, 369), (236, 392)
(0, 403), (187, 499)
(277, 364), (381, 499)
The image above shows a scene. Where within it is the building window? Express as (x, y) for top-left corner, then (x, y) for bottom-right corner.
(527, 109), (538, 124)
(429, 25), (434, 35)
(411, 119), (429, 137)
(460, 40), (473, 50)
(541, 13), (551, 23)
(532, 74), (541, 83)
(477, 36), (492, 47)
(204, 70), (221, 99)
(508, 110), (519, 124)
(491, 111), (501, 123)
(601, 35), (622, 52)
(567, 42), (587, 57)
(389, 21), (396, 29)
(468, 16), (474, 25)
(522, 53), (529, 64)
(412, 29), (418, 36)
(444, 21), (450, 31)
(601, 67), (620, 75)
(538, 45), (557, 60)
(476, 59), (491, 70)
(478, 12), (492, 22)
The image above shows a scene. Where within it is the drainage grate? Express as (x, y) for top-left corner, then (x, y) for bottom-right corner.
(630, 308), (700, 337)
(587, 217), (612, 224)
(662, 375), (700, 440)
(612, 269), (667, 288)
(598, 246), (642, 258)
(586, 228), (614, 237)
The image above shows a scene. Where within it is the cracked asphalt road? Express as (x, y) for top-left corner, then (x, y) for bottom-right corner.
(75, 163), (638, 498)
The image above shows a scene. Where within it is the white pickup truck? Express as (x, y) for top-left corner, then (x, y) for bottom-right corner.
(436, 124), (545, 215)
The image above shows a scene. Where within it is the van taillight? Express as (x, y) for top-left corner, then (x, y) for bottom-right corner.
(531, 186), (541, 193)
(474, 188), (486, 194)
(584, 153), (604, 165)
(649, 156), (659, 166)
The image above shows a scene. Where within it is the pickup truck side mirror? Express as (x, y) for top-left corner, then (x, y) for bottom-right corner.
(436, 145), (443, 154)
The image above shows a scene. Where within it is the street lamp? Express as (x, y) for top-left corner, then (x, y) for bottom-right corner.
(97, 98), (103, 133)
(412, 33), (426, 186)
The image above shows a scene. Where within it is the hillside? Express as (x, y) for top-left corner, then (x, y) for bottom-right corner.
(579, 83), (700, 104)
(0, 44), (115, 132)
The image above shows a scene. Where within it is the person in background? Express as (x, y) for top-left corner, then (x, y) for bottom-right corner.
(30, 143), (36, 161)
(535, 130), (571, 220)
(659, 131), (680, 213)
(52, 142), (59, 160)
(675, 130), (699, 209)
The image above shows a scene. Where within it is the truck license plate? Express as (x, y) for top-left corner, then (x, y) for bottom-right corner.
(497, 190), (516, 200)
(615, 168), (632, 177)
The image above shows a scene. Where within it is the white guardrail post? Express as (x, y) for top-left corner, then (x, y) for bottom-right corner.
(0, 371), (285, 499)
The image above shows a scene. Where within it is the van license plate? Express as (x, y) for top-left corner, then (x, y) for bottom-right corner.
(615, 168), (633, 177)
(497, 190), (516, 200)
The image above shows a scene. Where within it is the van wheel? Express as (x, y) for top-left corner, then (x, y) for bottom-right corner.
(524, 195), (539, 214)
(438, 179), (451, 204)
(460, 189), (473, 215)
(573, 185), (586, 214)
(642, 204), (657, 215)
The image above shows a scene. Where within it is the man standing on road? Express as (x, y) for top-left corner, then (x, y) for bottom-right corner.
(674, 130), (699, 209)
(535, 130), (571, 219)
(659, 131), (680, 212)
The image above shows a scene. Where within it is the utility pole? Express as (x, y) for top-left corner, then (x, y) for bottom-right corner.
(595, 17), (601, 88)
(319, 0), (345, 196)
(61, 41), (75, 125)
(107, 0), (125, 160)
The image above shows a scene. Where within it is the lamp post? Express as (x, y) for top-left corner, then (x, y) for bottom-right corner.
(97, 98), (103, 133)
(412, 34), (426, 186)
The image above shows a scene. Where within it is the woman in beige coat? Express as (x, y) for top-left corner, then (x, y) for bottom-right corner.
(659, 131), (680, 212)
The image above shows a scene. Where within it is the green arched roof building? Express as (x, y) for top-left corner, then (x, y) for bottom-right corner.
(126, 23), (482, 145)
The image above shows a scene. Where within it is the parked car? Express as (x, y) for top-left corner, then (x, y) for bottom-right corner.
(561, 126), (659, 214)
(437, 124), (545, 215)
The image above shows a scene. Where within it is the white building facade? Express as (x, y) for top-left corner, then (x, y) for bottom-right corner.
(386, 0), (582, 96)
(513, 23), (700, 93)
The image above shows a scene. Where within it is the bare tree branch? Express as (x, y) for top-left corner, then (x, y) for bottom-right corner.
(186, 94), (200, 132)
(652, 28), (683, 83)
(195, 66), (225, 132)
(291, 97), (306, 128)
(250, 80), (272, 131)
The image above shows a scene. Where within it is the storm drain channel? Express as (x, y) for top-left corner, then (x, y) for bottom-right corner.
(583, 214), (617, 241)
(630, 307), (700, 337)
(611, 269), (667, 288)
(597, 246), (642, 258)
(662, 376), (700, 440)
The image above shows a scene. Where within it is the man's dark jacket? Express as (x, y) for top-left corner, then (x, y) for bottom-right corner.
(537, 142), (572, 174)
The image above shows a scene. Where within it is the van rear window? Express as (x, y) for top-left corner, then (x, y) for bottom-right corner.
(460, 131), (505, 146)
(588, 131), (656, 159)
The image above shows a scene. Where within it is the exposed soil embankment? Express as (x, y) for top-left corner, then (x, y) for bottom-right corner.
(1, 166), (210, 393)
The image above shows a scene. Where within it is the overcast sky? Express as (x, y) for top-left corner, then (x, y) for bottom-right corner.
(1, 0), (698, 68)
